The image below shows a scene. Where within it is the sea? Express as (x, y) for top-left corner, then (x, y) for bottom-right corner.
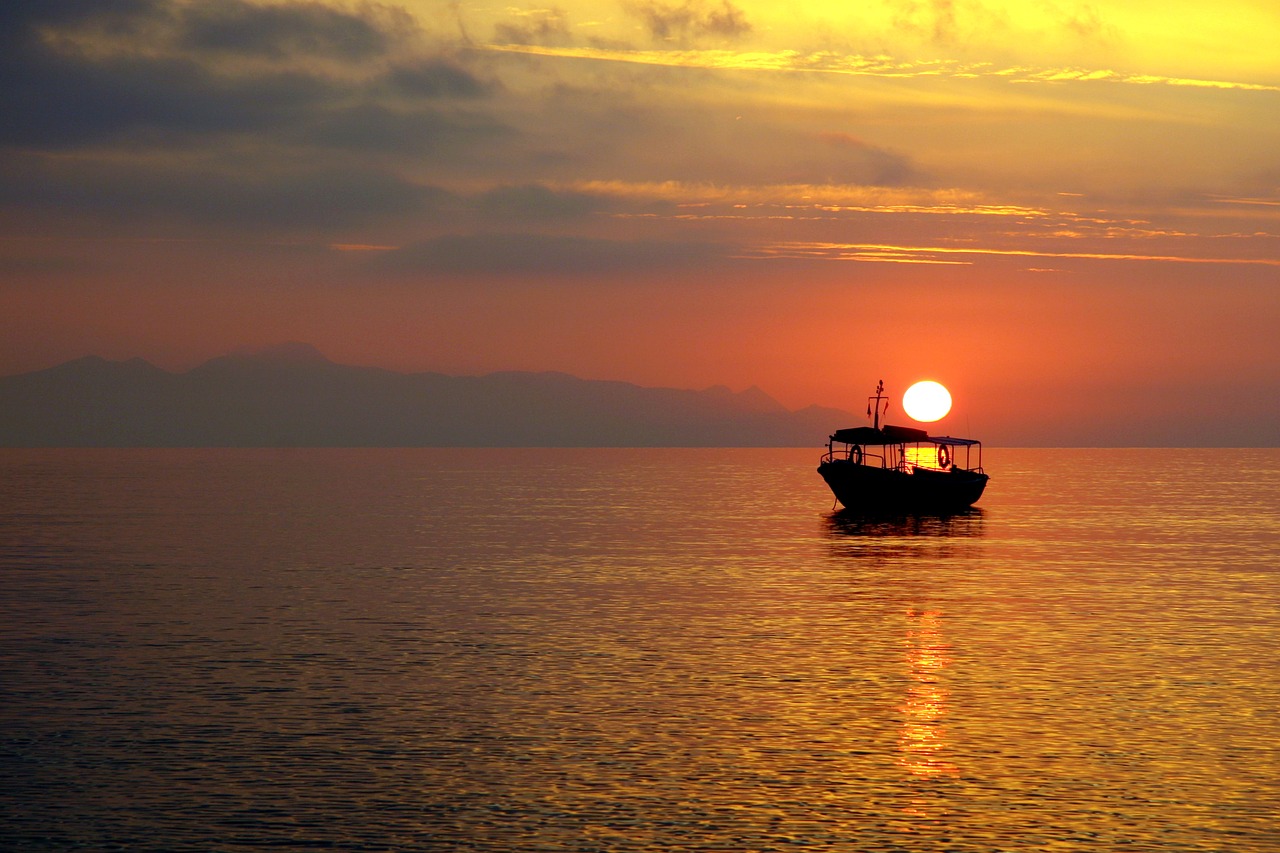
(1, 447), (1277, 852)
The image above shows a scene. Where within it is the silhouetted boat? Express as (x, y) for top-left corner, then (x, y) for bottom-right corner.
(818, 381), (989, 512)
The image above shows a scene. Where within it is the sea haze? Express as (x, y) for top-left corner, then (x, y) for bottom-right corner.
(1, 447), (1277, 851)
(0, 344), (851, 447)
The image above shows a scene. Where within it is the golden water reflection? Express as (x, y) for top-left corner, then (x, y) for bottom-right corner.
(822, 511), (975, 780)
(898, 608), (958, 778)
(9, 449), (1277, 851)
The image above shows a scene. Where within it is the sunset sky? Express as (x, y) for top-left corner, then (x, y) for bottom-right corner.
(2, 0), (1278, 444)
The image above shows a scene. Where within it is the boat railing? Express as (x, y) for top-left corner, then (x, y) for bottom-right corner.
(821, 445), (887, 468)
(823, 440), (985, 475)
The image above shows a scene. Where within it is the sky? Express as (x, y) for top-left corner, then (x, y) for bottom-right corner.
(2, 0), (1278, 445)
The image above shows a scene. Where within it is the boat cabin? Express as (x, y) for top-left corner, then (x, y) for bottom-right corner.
(823, 425), (984, 476)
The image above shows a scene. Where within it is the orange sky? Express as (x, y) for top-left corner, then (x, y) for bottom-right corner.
(1, 0), (1278, 444)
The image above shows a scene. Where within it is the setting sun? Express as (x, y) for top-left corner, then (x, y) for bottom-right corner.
(903, 381), (952, 422)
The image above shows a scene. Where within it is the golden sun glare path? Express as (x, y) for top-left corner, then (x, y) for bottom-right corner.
(480, 43), (1280, 92)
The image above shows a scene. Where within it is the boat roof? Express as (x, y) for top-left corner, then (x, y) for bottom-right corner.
(930, 435), (982, 447)
(830, 425), (980, 446)
(831, 425), (926, 445)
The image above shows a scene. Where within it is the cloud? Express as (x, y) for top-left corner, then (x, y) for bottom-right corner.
(470, 181), (684, 222)
(298, 101), (509, 154)
(0, 4), (328, 147)
(815, 133), (918, 186)
(480, 42), (1280, 91)
(0, 0), (161, 47)
(492, 6), (573, 46)
(178, 0), (399, 59)
(0, 1), (509, 228)
(0, 151), (450, 229)
(558, 179), (1046, 219)
(0, 1), (496, 150)
(1062, 4), (1107, 41)
(476, 184), (614, 220)
(379, 232), (729, 275)
(0, 53), (340, 148)
(750, 241), (1280, 267)
(623, 0), (753, 44)
(384, 59), (494, 98)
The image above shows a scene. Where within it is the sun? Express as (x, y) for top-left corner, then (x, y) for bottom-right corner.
(902, 381), (952, 422)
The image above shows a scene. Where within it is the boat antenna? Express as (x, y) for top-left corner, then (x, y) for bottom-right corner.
(869, 379), (887, 430)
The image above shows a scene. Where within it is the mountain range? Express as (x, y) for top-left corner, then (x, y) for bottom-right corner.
(0, 343), (856, 447)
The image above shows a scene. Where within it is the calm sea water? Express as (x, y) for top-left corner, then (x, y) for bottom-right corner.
(1, 448), (1277, 852)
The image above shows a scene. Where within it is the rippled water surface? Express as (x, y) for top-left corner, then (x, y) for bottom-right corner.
(2, 448), (1278, 851)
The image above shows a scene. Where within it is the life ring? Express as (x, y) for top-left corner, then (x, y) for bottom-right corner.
(851, 446), (863, 465)
(936, 445), (950, 468)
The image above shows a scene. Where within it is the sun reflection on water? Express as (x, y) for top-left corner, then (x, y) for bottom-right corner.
(898, 608), (958, 778)
(822, 508), (975, 782)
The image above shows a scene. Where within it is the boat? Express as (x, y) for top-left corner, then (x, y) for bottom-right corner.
(818, 380), (989, 512)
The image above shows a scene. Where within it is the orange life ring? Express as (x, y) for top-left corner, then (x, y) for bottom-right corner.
(851, 446), (863, 465)
(937, 445), (950, 468)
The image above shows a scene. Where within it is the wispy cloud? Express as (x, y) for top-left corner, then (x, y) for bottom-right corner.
(378, 232), (729, 275)
(749, 241), (1280, 267)
(1210, 195), (1280, 208)
(481, 43), (1280, 92)
(567, 180), (1047, 216)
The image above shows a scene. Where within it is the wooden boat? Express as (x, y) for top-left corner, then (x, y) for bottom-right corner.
(818, 381), (989, 512)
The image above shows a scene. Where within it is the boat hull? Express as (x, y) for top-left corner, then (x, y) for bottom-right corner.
(818, 460), (988, 513)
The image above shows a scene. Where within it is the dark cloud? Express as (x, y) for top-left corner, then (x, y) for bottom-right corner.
(300, 102), (509, 154)
(0, 152), (450, 229)
(380, 233), (728, 275)
(1, 0), (398, 60)
(624, 0), (752, 44)
(477, 185), (612, 220)
(815, 133), (919, 186)
(0, 3), (352, 147)
(0, 0), (165, 47)
(179, 0), (396, 59)
(0, 1), (492, 150)
(0, 53), (333, 147)
(0, 0), (509, 230)
(178, 165), (442, 229)
(385, 59), (492, 99)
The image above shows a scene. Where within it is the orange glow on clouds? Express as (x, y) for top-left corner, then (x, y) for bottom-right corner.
(1, 0), (1278, 444)
(484, 42), (1280, 93)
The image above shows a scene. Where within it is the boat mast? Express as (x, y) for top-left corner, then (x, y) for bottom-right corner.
(868, 379), (886, 430)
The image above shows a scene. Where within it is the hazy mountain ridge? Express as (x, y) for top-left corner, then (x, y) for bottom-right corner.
(0, 346), (856, 447)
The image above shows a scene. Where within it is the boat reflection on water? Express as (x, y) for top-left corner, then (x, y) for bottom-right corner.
(824, 506), (986, 539)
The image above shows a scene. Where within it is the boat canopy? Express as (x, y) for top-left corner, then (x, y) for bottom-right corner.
(929, 435), (982, 447)
(830, 425), (980, 447)
(831, 425), (928, 445)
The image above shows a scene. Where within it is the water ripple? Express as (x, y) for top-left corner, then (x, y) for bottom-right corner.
(1, 448), (1277, 850)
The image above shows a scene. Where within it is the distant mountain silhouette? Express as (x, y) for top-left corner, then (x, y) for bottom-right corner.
(0, 345), (856, 447)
